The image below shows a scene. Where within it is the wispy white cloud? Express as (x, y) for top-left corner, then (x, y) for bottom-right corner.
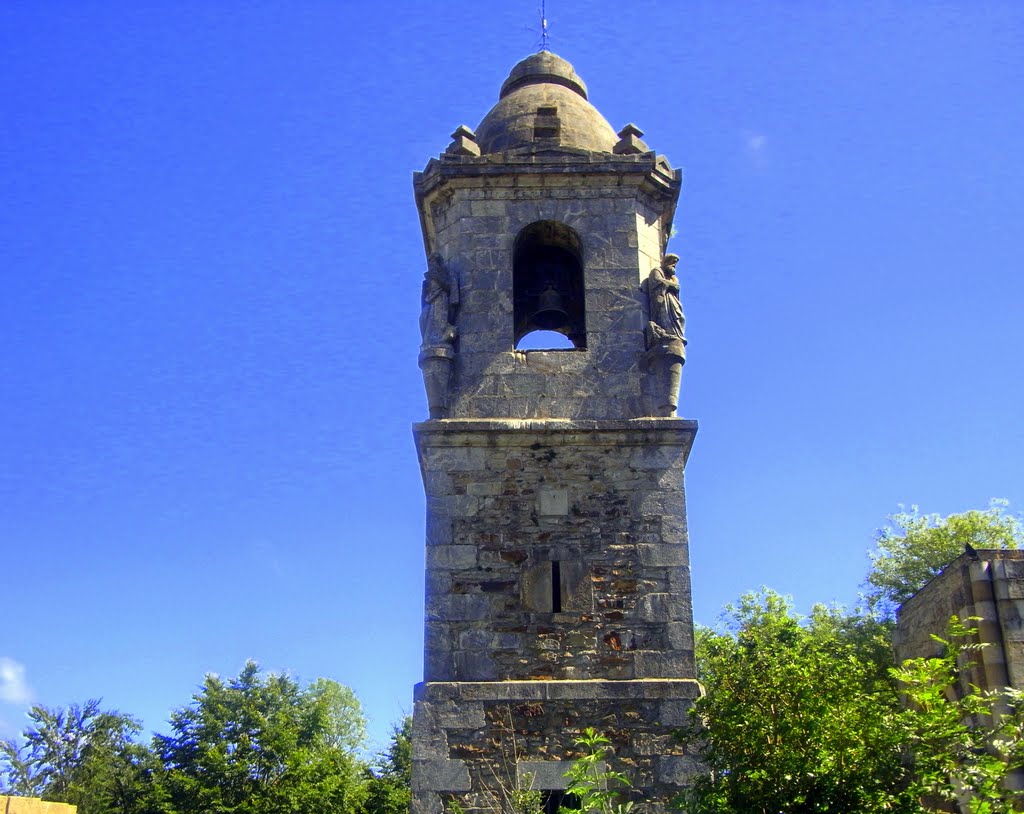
(742, 130), (768, 168)
(0, 657), (33, 704)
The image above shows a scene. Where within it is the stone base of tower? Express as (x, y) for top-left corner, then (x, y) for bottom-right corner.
(411, 679), (704, 814)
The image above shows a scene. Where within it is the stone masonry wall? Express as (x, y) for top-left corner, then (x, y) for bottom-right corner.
(416, 419), (697, 684)
(415, 154), (679, 421)
(895, 550), (1024, 692)
(412, 679), (703, 814)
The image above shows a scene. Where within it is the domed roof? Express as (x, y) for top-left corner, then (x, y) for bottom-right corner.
(475, 52), (618, 155)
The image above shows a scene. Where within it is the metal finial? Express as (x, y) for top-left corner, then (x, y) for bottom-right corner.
(539, 1), (550, 51)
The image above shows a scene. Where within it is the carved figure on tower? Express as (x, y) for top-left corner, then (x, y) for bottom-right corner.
(417, 253), (458, 419)
(643, 252), (687, 416)
(644, 252), (686, 355)
(419, 253), (458, 350)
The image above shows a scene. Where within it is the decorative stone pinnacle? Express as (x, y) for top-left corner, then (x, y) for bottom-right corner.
(613, 122), (649, 155)
(446, 124), (481, 157)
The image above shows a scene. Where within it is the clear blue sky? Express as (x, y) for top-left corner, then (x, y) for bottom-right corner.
(2, 2), (1022, 750)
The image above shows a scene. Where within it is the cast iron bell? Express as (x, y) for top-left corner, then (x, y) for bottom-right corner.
(533, 282), (570, 331)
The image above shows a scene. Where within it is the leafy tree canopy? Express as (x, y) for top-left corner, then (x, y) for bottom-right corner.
(866, 500), (1022, 615)
(361, 716), (412, 814)
(154, 660), (367, 814)
(0, 700), (152, 814)
(679, 589), (919, 814)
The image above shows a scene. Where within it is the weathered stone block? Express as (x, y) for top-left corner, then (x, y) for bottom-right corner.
(638, 544), (687, 566)
(434, 699), (486, 729)
(658, 698), (691, 726)
(427, 545), (478, 570)
(422, 446), (487, 473)
(635, 650), (692, 678)
(657, 755), (704, 786)
(636, 492), (684, 516)
(517, 760), (574, 790)
(632, 732), (674, 755)
(458, 629), (493, 650)
(667, 621), (694, 650)
(412, 759), (472, 792)
(424, 648), (452, 683)
(467, 481), (502, 496)
(638, 593), (680, 622)
(537, 487), (569, 516)
(412, 700), (450, 759)
(427, 594), (493, 622)
(454, 651), (497, 680)
(630, 445), (685, 471)
(410, 791), (443, 814)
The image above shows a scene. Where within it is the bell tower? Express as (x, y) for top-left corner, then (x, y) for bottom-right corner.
(411, 53), (701, 814)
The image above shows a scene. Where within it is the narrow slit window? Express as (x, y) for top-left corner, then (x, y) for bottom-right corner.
(551, 560), (562, 613)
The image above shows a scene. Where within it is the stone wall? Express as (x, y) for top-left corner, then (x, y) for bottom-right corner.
(414, 152), (679, 421)
(413, 679), (702, 814)
(894, 549), (1024, 692)
(412, 417), (701, 814)
(1, 797), (77, 814)
(416, 418), (697, 683)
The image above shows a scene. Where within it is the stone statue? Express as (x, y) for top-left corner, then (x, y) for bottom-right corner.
(642, 253), (687, 417)
(419, 253), (458, 349)
(418, 254), (459, 419)
(644, 252), (686, 352)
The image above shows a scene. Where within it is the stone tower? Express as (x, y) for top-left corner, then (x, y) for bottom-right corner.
(411, 53), (702, 814)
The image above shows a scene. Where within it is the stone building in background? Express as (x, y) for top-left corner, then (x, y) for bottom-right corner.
(0, 796), (77, 814)
(410, 52), (703, 814)
(894, 549), (1024, 801)
(894, 549), (1024, 693)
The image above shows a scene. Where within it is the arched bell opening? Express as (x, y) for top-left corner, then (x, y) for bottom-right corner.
(513, 221), (586, 349)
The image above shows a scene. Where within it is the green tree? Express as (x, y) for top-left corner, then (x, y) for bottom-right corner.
(361, 716), (412, 814)
(0, 700), (154, 814)
(678, 590), (919, 814)
(308, 678), (368, 753)
(154, 661), (367, 814)
(894, 617), (1024, 813)
(867, 500), (1022, 616)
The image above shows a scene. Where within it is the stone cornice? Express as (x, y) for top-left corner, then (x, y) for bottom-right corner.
(414, 150), (680, 208)
(414, 417), (698, 466)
